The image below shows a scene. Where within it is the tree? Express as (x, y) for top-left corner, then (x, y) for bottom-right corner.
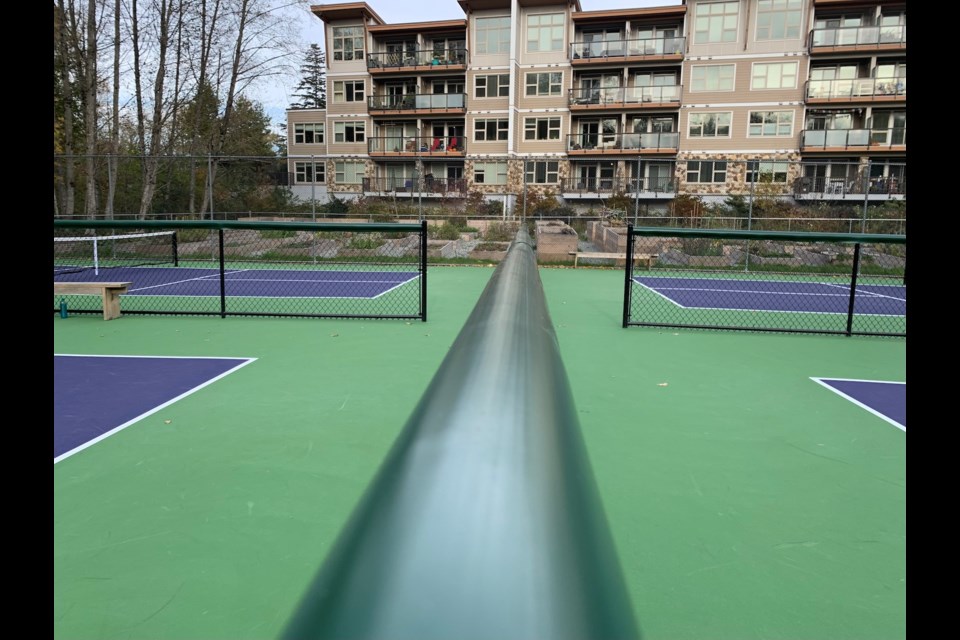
(290, 44), (326, 109)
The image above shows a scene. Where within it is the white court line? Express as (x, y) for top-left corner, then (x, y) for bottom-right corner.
(54, 355), (257, 464)
(820, 282), (907, 302)
(651, 286), (853, 297)
(810, 377), (906, 432)
(632, 280), (689, 309)
(372, 274), (421, 299)
(128, 269), (248, 293)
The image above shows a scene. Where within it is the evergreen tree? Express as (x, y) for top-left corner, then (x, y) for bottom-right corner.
(290, 43), (327, 109)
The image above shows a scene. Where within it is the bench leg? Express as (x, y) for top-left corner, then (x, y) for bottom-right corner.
(102, 290), (122, 320)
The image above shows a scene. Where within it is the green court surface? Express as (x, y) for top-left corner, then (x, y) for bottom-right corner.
(54, 265), (906, 640)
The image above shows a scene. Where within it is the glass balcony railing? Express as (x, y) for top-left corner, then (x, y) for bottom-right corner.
(367, 136), (466, 154)
(362, 176), (468, 194)
(806, 77), (906, 100)
(568, 85), (681, 107)
(367, 48), (467, 69)
(800, 128), (906, 150)
(368, 93), (467, 111)
(560, 177), (676, 193)
(567, 131), (679, 152)
(570, 36), (684, 60)
(792, 174), (906, 196)
(809, 24), (906, 49)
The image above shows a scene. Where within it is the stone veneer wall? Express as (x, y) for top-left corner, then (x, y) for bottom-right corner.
(325, 159), (373, 194)
(676, 153), (801, 197)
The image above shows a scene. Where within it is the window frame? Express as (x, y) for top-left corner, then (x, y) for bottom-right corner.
(332, 26), (365, 62)
(333, 121), (366, 143)
(474, 118), (509, 142)
(686, 160), (728, 184)
(523, 116), (562, 141)
(687, 112), (732, 138)
(473, 161), (509, 185)
(525, 160), (560, 184)
(475, 16), (511, 55)
(332, 80), (365, 103)
(526, 13), (565, 53)
(694, 1), (740, 44)
(293, 123), (325, 145)
(745, 160), (790, 184)
(748, 110), (794, 137)
(475, 74), (510, 98)
(755, 0), (803, 41)
(525, 72), (564, 97)
(689, 64), (736, 92)
(294, 161), (326, 184)
(751, 61), (799, 90)
(334, 160), (365, 184)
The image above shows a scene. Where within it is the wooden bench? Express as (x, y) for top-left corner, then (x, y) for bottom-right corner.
(53, 282), (132, 320)
(568, 252), (658, 270)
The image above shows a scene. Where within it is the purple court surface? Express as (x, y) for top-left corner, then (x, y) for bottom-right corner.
(53, 267), (419, 299)
(811, 378), (906, 431)
(634, 276), (906, 316)
(54, 355), (255, 462)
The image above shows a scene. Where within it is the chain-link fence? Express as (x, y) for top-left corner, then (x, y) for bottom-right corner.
(54, 220), (427, 321)
(622, 226), (905, 337)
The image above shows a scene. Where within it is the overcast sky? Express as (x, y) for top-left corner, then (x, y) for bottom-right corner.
(257, 0), (683, 127)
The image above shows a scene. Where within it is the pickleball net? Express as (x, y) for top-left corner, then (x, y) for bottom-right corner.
(54, 231), (178, 277)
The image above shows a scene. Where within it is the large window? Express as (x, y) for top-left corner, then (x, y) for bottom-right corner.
(294, 161), (325, 184)
(686, 160), (727, 183)
(525, 72), (563, 96)
(334, 161), (364, 184)
(333, 80), (365, 103)
(525, 160), (560, 184)
(748, 111), (793, 136)
(694, 1), (739, 44)
(333, 121), (366, 143)
(690, 65), (736, 92)
(293, 123), (324, 144)
(474, 119), (509, 141)
(746, 160), (789, 183)
(527, 13), (565, 52)
(476, 16), (511, 54)
(751, 62), (798, 90)
(474, 161), (508, 185)
(524, 117), (561, 140)
(475, 74), (510, 98)
(688, 113), (732, 138)
(756, 0), (803, 40)
(332, 26), (364, 61)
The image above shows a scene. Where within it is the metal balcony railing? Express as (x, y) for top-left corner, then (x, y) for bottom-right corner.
(362, 176), (468, 195)
(368, 136), (467, 155)
(568, 85), (682, 107)
(567, 131), (679, 152)
(368, 93), (467, 111)
(367, 48), (468, 69)
(800, 128), (906, 150)
(560, 177), (676, 194)
(806, 77), (906, 100)
(570, 36), (684, 60)
(809, 24), (906, 49)
(792, 174), (906, 197)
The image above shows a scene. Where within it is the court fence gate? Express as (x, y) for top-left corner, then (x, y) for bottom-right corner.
(54, 220), (428, 321)
(622, 226), (905, 337)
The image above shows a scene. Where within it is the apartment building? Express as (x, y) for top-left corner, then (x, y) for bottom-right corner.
(286, 0), (906, 210)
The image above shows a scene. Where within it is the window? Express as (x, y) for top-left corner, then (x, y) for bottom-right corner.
(686, 160), (727, 183)
(756, 0), (803, 40)
(524, 117), (561, 140)
(748, 111), (793, 136)
(690, 65), (735, 92)
(751, 62), (798, 90)
(474, 119), (509, 141)
(332, 26), (364, 61)
(333, 121), (366, 143)
(688, 113), (732, 138)
(527, 13), (565, 52)
(525, 72), (563, 96)
(694, 1), (739, 44)
(334, 161), (364, 184)
(525, 160), (560, 184)
(476, 16), (511, 54)
(474, 161), (508, 185)
(333, 80), (365, 103)
(475, 74), (510, 98)
(745, 160), (789, 183)
(293, 123), (324, 144)
(294, 161), (325, 184)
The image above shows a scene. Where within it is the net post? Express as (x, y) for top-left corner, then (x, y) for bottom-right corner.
(93, 236), (99, 276)
(420, 219), (428, 322)
(622, 225), (634, 328)
(845, 242), (862, 336)
(218, 229), (226, 318)
(172, 231), (179, 267)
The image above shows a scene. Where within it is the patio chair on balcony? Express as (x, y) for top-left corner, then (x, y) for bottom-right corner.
(448, 137), (460, 151)
(430, 138), (443, 152)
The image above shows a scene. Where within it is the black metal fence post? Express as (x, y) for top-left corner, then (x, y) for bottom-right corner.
(623, 225), (635, 328)
(845, 242), (862, 336)
(420, 219), (428, 322)
(219, 229), (227, 318)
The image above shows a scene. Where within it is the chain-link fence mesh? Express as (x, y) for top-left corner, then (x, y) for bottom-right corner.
(54, 221), (427, 320)
(623, 227), (905, 336)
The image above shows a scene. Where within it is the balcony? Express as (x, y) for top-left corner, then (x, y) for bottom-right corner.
(570, 36), (684, 64)
(809, 25), (906, 54)
(362, 176), (468, 197)
(792, 175), (906, 201)
(569, 85), (681, 110)
(368, 135), (466, 157)
(561, 176), (675, 198)
(800, 128), (906, 152)
(806, 77), (906, 103)
(368, 93), (467, 116)
(366, 49), (467, 74)
(567, 131), (679, 155)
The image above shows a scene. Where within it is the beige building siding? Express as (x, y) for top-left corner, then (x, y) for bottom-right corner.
(325, 21), (370, 74)
(326, 76), (371, 115)
(679, 105), (802, 152)
(517, 5), (574, 66)
(467, 8), (512, 67)
(287, 109), (329, 156)
(516, 66), (570, 110)
(467, 68), (511, 109)
(515, 110), (568, 154)
(467, 113), (511, 153)
(683, 55), (807, 101)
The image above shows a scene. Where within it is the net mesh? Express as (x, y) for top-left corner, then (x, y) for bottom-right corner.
(54, 231), (177, 277)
